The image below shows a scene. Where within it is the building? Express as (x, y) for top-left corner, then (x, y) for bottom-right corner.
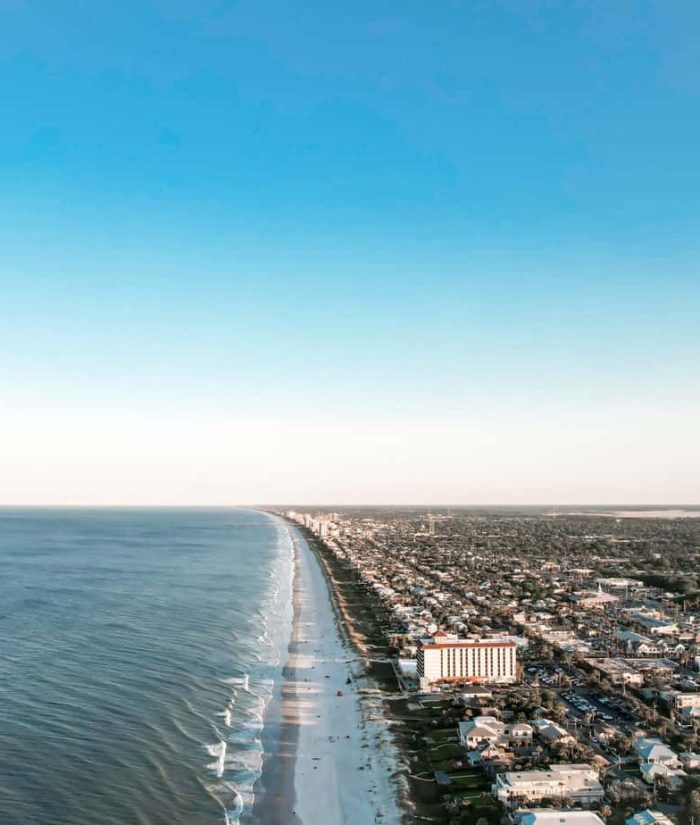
(640, 762), (687, 789)
(518, 811), (605, 825)
(584, 658), (645, 686)
(492, 764), (604, 806)
(575, 584), (619, 609)
(681, 752), (700, 770)
(625, 811), (675, 825)
(458, 685), (494, 704)
(458, 716), (532, 749)
(597, 577), (642, 590)
(628, 612), (678, 636)
(634, 737), (681, 767)
(633, 736), (686, 788)
(672, 692), (700, 709)
(617, 631), (661, 656)
(531, 718), (575, 745)
(538, 629), (593, 656)
(417, 631), (517, 690)
(628, 658), (679, 679)
(681, 705), (700, 723)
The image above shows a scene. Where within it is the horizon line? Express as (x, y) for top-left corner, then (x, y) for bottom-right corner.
(0, 502), (698, 509)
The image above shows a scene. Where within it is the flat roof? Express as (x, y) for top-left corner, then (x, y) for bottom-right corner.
(419, 639), (516, 649)
(518, 811), (605, 825)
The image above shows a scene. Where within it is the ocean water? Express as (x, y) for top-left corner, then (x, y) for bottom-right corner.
(0, 508), (294, 825)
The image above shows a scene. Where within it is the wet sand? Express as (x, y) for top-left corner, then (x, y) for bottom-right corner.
(248, 539), (303, 825)
(249, 524), (403, 825)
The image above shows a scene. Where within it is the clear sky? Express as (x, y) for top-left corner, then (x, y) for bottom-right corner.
(1, 0), (699, 505)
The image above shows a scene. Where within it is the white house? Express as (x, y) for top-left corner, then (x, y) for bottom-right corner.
(458, 716), (532, 749)
(673, 692), (700, 710)
(681, 752), (700, 770)
(640, 762), (687, 789)
(634, 737), (680, 767)
(492, 764), (604, 806)
(531, 718), (575, 745)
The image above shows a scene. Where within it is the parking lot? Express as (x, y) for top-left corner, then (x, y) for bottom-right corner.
(561, 689), (637, 722)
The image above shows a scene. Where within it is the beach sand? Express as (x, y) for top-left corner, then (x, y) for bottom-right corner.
(249, 525), (403, 825)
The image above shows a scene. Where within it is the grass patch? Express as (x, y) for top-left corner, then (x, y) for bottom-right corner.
(431, 728), (458, 743)
(428, 751), (463, 772)
(445, 772), (488, 790)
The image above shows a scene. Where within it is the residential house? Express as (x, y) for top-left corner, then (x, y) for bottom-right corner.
(492, 764), (604, 806)
(531, 718), (575, 745)
(459, 716), (532, 749)
(640, 763), (687, 789)
(634, 737), (680, 767)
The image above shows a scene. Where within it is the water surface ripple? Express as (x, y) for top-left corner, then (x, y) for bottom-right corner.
(0, 508), (293, 825)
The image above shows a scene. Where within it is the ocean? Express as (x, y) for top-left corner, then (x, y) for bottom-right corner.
(0, 508), (294, 825)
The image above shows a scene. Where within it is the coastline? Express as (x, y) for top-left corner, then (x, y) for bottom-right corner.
(247, 526), (302, 825)
(248, 517), (404, 825)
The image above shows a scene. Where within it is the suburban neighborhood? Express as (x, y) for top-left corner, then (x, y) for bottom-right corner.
(280, 506), (700, 825)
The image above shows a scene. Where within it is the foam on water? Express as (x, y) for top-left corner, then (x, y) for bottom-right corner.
(223, 787), (244, 825)
(206, 741), (228, 778)
(0, 508), (298, 825)
(216, 696), (236, 729)
(221, 675), (249, 691)
(206, 516), (295, 824)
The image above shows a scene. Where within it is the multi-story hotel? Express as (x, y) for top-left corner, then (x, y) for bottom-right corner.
(417, 631), (517, 690)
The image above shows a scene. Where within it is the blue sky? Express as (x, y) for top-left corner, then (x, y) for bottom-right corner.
(1, 1), (699, 503)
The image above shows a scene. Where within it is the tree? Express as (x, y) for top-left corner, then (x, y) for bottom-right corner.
(689, 790), (700, 822)
(611, 733), (632, 756)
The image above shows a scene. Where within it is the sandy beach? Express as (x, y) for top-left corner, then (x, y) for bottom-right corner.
(250, 524), (403, 825)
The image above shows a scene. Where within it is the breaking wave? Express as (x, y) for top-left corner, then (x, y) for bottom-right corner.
(206, 517), (294, 824)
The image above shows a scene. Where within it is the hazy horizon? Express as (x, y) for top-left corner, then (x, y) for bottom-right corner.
(0, 503), (698, 510)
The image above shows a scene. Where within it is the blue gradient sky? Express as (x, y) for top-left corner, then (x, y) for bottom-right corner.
(1, 1), (699, 504)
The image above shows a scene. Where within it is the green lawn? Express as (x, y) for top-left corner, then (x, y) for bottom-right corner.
(428, 749), (462, 772)
(431, 727), (459, 743)
(446, 772), (489, 790)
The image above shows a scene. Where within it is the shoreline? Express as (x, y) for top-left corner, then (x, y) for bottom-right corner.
(248, 516), (404, 825)
(247, 530), (302, 825)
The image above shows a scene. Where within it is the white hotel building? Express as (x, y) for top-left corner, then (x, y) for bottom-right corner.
(417, 631), (517, 690)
